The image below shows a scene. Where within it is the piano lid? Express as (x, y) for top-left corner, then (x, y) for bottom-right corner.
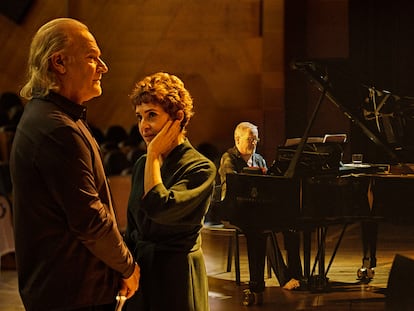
(291, 59), (401, 165)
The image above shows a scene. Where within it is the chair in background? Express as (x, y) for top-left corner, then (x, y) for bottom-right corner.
(203, 184), (242, 284)
(203, 221), (243, 285)
(108, 174), (131, 234)
(0, 195), (15, 272)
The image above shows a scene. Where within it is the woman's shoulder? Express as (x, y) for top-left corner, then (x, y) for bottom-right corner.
(179, 142), (216, 171)
(130, 154), (146, 175)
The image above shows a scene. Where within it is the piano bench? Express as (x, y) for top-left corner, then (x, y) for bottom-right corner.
(203, 222), (243, 285)
(203, 222), (274, 285)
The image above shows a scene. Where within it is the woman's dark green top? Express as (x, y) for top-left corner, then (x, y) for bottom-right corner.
(124, 139), (216, 311)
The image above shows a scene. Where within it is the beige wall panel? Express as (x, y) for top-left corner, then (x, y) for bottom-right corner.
(261, 0), (285, 162)
(0, 0), (66, 92)
(0, 0), (351, 168)
(0, 0), (286, 163)
(69, 1), (264, 139)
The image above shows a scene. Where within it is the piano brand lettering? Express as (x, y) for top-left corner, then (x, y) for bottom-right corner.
(235, 186), (276, 204)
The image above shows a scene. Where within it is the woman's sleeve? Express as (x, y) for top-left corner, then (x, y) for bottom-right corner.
(141, 160), (216, 225)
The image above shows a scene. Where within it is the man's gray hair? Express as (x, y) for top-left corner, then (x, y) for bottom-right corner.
(20, 18), (88, 100)
(234, 121), (258, 139)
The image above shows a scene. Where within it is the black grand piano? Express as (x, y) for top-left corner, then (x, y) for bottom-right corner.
(219, 61), (414, 291)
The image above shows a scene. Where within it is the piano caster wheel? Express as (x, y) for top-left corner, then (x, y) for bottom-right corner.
(357, 257), (375, 282)
(367, 267), (375, 279)
(242, 289), (263, 306)
(357, 267), (375, 282)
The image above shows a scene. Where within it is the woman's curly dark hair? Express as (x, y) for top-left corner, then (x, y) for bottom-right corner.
(130, 72), (194, 132)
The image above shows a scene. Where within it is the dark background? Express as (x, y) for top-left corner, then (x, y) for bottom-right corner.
(285, 0), (414, 164)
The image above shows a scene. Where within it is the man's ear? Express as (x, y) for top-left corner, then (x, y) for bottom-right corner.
(50, 53), (66, 74)
(176, 110), (184, 121)
(235, 135), (240, 144)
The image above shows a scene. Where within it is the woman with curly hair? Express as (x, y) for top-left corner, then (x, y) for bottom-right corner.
(124, 72), (216, 311)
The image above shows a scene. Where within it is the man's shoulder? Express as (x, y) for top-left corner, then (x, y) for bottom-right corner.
(222, 146), (238, 157)
(25, 96), (64, 116)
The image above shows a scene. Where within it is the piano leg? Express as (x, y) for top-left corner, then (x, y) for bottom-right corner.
(358, 220), (378, 281)
(357, 178), (377, 282)
(243, 230), (268, 294)
(242, 230), (291, 305)
(303, 229), (311, 280)
(306, 222), (348, 292)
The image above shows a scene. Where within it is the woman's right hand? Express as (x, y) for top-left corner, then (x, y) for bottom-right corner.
(146, 119), (182, 159)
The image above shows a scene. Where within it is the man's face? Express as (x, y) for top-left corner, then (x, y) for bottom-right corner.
(59, 29), (108, 104)
(236, 128), (259, 156)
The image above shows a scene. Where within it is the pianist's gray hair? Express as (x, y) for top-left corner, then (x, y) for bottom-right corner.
(20, 18), (89, 100)
(234, 121), (258, 140)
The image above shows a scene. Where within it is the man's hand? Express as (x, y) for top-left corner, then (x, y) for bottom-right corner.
(119, 262), (140, 299)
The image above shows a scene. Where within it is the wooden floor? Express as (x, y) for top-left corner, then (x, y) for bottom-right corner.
(1, 221), (414, 310)
(203, 221), (414, 311)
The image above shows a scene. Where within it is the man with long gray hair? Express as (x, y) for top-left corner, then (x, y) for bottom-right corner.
(10, 18), (140, 311)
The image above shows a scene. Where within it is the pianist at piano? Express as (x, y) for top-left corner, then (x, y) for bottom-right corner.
(214, 61), (414, 310)
(218, 121), (303, 306)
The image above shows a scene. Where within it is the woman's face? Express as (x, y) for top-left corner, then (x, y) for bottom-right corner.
(135, 102), (171, 145)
